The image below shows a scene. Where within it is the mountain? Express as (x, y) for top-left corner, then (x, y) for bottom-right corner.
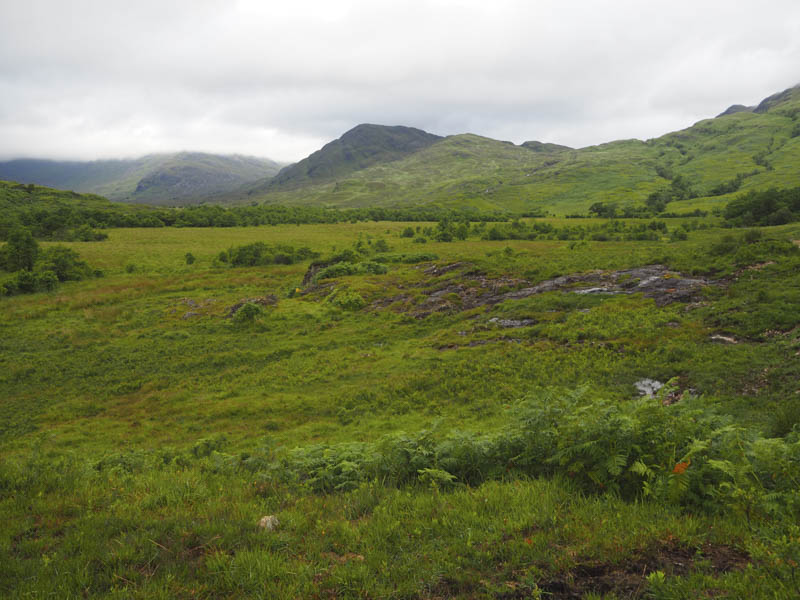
(227, 85), (800, 215)
(717, 83), (800, 117)
(0, 152), (283, 205)
(256, 124), (443, 192)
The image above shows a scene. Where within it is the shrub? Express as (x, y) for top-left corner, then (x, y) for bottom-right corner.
(5, 269), (59, 294)
(373, 252), (438, 264)
(231, 302), (263, 325)
(326, 289), (366, 311)
(314, 261), (388, 282)
(223, 242), (318, 267)
(38, 246), (92, 281)
(710, 234), (739, 256)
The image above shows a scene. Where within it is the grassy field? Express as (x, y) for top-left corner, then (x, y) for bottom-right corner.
(2, 220), (800, 598)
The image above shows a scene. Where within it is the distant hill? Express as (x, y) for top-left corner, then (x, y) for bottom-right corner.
(254, 124), (443, 193)
(226, 84), (800, 215)
(0, 152), (283, 205)
(521, 140), (573, 153)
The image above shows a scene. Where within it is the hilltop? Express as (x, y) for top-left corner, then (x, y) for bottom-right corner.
(253, 124), (443, 192)
(0, 152), (283, 206)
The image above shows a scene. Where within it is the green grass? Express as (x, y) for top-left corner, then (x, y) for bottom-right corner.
(2, 220), (800, 598)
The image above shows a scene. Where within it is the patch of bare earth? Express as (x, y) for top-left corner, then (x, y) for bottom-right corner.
(534, 542), (750, 600)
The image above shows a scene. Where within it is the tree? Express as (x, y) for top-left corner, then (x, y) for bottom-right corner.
(1, 227), (39, 272)
(645, 190), (669, 214)
(38, 246), (91, 281)
(588, 202), (618, 218)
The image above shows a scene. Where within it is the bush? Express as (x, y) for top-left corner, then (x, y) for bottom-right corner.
(314, 261), (388, 282)
(222, 242), (318, 267)
(710, 234), (740, 256)
(231, 303), (263, 325)
(373, 252), (438, 264)
(3, 269), (59, 294)
(38, 246), (92, 281)
(326, 289), (366, 311)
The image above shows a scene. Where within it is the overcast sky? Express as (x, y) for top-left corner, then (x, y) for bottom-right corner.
(1, 0), (799, 163)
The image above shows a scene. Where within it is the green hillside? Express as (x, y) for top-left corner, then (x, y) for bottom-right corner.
(248, 124), (443, 193)
(0, 152), (283, 206)
(0, 180), (143, 233)
(236, 85), (800, 215)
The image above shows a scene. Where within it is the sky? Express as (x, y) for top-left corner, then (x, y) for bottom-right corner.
(1, 0), (799, 163)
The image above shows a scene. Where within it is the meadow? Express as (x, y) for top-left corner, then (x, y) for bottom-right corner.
(2, 219), (800, 598)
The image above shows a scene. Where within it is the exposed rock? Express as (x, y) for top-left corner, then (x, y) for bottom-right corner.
(422, 262), (468, 276)
(496, 265), (709, 308)
(258, 515), (279, 531)
(574, 287), (617, 295)
(382, 263), (715, 318)
(182, 311), (200, 320)
(634, 379), (663, 397)
(488, 317), (536, 328)
(710, 334), (737, 344)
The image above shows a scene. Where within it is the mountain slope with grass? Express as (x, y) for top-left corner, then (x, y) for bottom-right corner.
(246, 124), (443, 194)
(234, 85), (800, 215)
(0, 152), (283, 205)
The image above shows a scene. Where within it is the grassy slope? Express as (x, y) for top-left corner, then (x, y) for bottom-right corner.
(2, 221), (800, 597)
(245, 88), (800, 214)
(0, 180), (116, 211)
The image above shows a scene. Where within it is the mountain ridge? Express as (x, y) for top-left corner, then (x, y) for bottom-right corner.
(0, 152), (284, 206)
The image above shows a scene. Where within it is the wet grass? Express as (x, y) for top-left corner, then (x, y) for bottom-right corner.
(2, 220), (800, 598)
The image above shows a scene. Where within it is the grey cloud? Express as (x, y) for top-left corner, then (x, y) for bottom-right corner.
(1, 0), (799, 161)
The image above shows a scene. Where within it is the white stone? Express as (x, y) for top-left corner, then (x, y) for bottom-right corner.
(258, 515), (279, 531)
